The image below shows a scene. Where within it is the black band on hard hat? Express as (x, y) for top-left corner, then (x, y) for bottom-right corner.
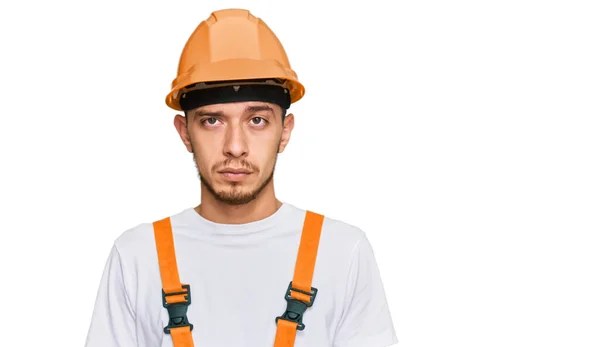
(179, 84), (291, 112)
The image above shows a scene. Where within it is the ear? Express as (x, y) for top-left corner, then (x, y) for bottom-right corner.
(278, 113), (295, 153)
(174, 114), (193, 153)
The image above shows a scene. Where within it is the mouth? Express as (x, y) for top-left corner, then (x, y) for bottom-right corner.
(218, 168), (252, 174)
(218, 168), (252, 181)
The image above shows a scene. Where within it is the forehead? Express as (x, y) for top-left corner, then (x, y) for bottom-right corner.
(192, 101), (282, 116)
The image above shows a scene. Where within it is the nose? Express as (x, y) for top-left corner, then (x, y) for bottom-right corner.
(223, 122), (248, 158)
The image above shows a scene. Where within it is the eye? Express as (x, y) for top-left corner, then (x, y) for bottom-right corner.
(250, 117), (267, 125)
(202, 117), (219, 125)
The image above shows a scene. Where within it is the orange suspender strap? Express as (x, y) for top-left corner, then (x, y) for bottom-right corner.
(274, 210), (325, 347)
(153, 217), (195, 347)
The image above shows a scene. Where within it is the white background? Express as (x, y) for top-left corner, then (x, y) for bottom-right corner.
(1, 0), (599, 346)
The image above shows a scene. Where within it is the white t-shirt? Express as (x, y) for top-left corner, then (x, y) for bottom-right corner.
(84, 202), (398, 347)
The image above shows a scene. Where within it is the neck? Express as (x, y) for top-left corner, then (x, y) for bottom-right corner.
(194, 183), (282, 224)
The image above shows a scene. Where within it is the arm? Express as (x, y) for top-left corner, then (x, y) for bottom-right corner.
(333, 233), (398, 347)
(84, 244), (137, 347)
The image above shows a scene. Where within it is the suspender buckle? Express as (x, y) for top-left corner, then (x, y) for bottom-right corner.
(275, 281), (318, 331)
(162, 284), (193, 334)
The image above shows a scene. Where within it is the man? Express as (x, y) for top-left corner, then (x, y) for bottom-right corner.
(84, 8), (398, 347)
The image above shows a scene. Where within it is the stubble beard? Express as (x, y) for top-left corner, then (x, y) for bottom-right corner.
(192, 149), (278, 206)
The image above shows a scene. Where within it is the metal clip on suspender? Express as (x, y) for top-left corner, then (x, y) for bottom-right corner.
(162, 284), (193, 334)
(276, 281), (318, 330)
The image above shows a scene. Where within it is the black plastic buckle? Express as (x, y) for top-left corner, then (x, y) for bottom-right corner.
(162, 284), (193, 334)
(275, 281), (318, 331)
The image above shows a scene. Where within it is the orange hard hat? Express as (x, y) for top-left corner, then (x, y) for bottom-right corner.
(165, 8), (305, 111)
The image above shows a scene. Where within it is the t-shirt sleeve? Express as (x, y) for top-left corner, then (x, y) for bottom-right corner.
(84, 244), (137, 347)
(333, 232), (398, 347)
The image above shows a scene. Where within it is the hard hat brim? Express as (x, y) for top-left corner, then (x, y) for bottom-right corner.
(166, 58), (305, 111)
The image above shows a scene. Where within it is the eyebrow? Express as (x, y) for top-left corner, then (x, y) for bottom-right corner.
(193, 110), (224, 117)
(193, 105), (274, 117)
(245, 105), (274, 114)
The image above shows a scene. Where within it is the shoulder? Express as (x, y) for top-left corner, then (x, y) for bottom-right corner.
(321, 213), (368, 250)
(104, 221), (154, 272)
(110, 208), (190, 260)
(289, 202), (366, 237)
(290, 203), (370, 261)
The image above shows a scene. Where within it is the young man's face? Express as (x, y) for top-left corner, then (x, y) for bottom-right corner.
(175, 101), (294, 205)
